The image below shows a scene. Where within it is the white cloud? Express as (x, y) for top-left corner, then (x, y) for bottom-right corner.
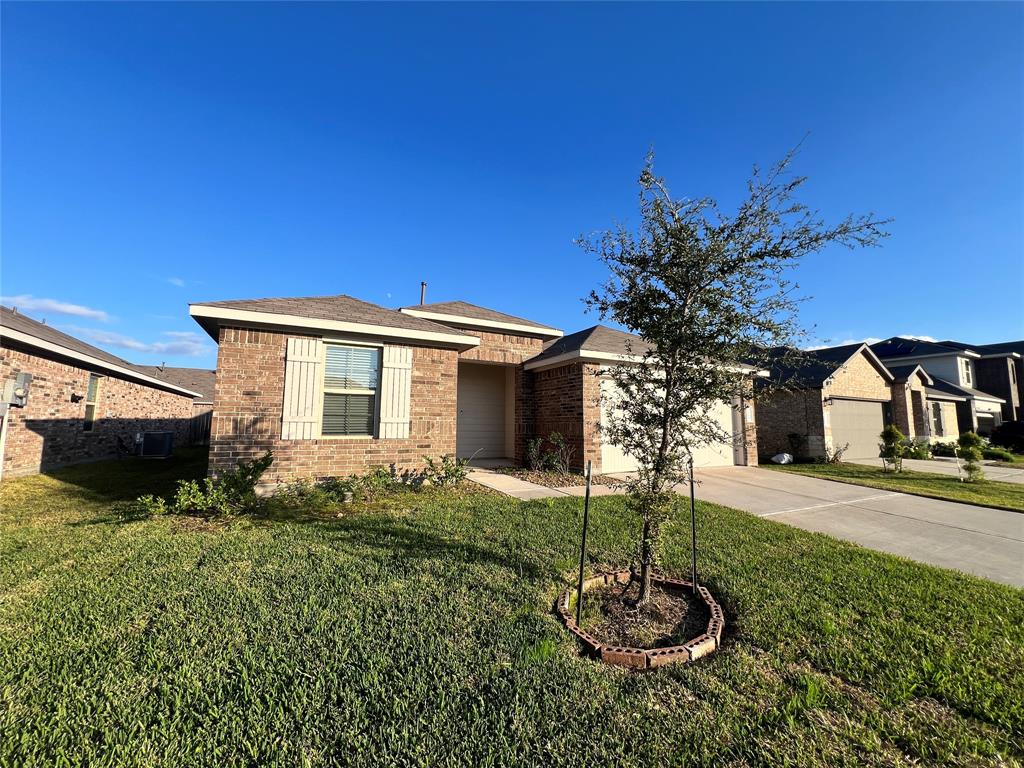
(1, 294), (109, 321)
(167, 277), (186, 287)
(68, 327), (209, 357)
(898, 334), (938, 342)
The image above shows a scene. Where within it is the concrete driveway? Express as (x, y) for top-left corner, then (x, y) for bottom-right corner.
(848, 456), (1024, 484)
(685, 467), (1024, 587)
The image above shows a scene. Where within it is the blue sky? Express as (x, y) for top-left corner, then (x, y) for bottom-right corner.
(3, 2), (1022, 369)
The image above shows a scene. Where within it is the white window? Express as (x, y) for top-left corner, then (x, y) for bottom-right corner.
(83, 374), (102, 431)
(322, 344), (380, 436)
(930, 402), (944, 437)
(962, 359), (973, 386)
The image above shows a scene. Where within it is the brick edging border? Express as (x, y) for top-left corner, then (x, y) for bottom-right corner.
(555, 569), (724, 670)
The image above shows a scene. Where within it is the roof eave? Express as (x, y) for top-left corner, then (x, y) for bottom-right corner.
(190, 304), (480, 350)
(399, 307), (563, 339)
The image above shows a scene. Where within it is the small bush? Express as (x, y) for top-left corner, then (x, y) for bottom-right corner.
(990, 421), (1024, 454)
(958, 432), (985, 483)
(983, 446), (1015, 463)
(904, 440), (931, 460)
(821, 442), (849, 464)
(360, 466), (399, 500)
(423, 454), (470, 487)
(879, 424), (906, 473)
(546, 432), (576, 474)
(526, 437), (547, 471)
(134, 451), (274, 517)
(931, 441), (957, 458)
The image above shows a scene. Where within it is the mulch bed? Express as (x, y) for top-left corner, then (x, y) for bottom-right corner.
(494, 468), (621, 488)
(579, 581), (710, 649)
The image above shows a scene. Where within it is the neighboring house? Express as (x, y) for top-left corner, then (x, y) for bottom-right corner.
(886, 364), (961, 444)
(870, 338), (1006, 435)
(756, 343), (896, 460)
(934, 340), (1021, 423)
(189, 295), (760, 483)
(0, 306), (201, 478)
(136, 365), (217, 444)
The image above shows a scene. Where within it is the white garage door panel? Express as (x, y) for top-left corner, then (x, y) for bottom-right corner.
(457, 364), (506, 458)
(600, 379), (737, 472)
(830, 399), (884, 459)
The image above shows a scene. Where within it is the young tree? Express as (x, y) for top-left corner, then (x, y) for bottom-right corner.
(582, 149), (890, 604)
(880, 424), (907, 473)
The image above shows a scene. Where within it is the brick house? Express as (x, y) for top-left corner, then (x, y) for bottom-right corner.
(933, 340), (1021, 423)
(886, 364), (961, 444)
(0, 306), (202, 478)
(136, 365), (217, 444)
(190, 295), (761, 482)
(870, 338), (1007, 435)
(756, 343), (897, 460)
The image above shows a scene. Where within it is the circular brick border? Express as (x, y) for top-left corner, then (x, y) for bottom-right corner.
(556, 569), (724, 670)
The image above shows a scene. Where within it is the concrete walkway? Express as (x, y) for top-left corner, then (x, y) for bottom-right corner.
(467, 469), (623, 500)
(848, 456), (1024, 484)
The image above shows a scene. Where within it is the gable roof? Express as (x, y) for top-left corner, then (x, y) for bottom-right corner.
(0, 307), (201, 398)
(765, 343), (893, 388)
(134, 366), (216, 403)
(524, 325), (649, 369)
(190, 294), (478, 349)
(400, 300), (562, 338)
(886, 363), (934, 385)
(870, 337), (981, 360)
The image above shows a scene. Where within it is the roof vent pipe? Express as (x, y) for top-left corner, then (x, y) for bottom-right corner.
(420, 281), (427, 305)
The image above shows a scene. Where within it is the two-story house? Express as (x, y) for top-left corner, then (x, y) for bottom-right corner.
(936, 340), (1022, 423)
(870, 337), (1006, 436)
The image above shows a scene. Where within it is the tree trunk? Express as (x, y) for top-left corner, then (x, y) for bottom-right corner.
(636, 514), (653, 604)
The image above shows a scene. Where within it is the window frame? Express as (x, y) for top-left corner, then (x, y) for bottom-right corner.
(961, 359), (973, 386)
(930, 401), (945, 437)
(83, 373), (103, 432)
(319, 339), (382, 439)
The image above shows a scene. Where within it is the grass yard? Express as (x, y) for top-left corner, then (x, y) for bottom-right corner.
(1, 452), (1022, 766)
(767, 462), (1024, 512)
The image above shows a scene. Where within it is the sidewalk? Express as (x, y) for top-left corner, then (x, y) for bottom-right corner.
(848, 456), (1024, 484)
(467, 469), (622, 500)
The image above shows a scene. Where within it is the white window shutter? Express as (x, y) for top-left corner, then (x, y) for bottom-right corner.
(282, 337), (324, 439)
(379, 345), (413, 439)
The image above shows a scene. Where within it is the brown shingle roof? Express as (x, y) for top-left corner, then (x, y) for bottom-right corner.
(528, 325), (649, 364)
(135, 366), (216, 403)
(403, 300), (557, 331)
(0, 306), (199, 397)
(200, 294), (469, 336)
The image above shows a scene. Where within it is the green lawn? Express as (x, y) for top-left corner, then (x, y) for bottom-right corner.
(1, 452), (1022, 766)
(766, 462), (1024, 512)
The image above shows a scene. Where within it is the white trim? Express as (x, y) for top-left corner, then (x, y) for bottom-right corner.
(524, 349), (643, 371)
(190, 304), (480, 349)
(879, 350), (981, 362)
(0, 327), (202, 398)
(399, 307), (563, 339)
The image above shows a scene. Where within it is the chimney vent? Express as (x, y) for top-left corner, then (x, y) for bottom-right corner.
(420, 281), (427, 305)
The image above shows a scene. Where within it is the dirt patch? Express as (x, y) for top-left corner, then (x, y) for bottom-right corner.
(579, 581), (710, 649)
(495, 468), (621, 488)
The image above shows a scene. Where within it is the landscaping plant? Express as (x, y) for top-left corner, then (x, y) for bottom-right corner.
(990, 420), (1024, 454)
(581, 148), (889, 604)
(879, 424), (907, 472)
(423, 454), (471, 487)
(958, 431), (986, 483)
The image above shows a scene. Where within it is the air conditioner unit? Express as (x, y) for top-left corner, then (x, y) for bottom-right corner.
(140, 431), (174, 459)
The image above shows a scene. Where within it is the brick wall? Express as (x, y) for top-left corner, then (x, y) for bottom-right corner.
(823, 352), (892, 401)
(1, 343), (193, 477)
(209, 326), (458, 483)
(755, 388), (826, 458)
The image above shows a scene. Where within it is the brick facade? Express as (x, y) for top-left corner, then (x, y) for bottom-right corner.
(209, 326), (459, 483)
(1, 343), (193, 477)
(757, 350), (893, 459)
(891, 370), (930, 441)
(530, 361), (603, 471)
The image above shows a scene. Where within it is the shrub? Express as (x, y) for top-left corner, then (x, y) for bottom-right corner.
(135, 451), (274, 517)
(983, 446), (1015, 463)
(904, 439), (931, 460)
(957, 432), (985, 483)
(423, 454), (470, 487)
(821, 442), (849, 464)
(990, 420), (1024, 454)
(879, 424), (907, 472)
(931, 441), (957, 458)
(359, 466), (399, 500)
(787, 433), (807, 458)
(545, 432), (576, 474)
(526, 437), (547, 471)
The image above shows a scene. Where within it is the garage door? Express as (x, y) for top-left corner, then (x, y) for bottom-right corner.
(456, 363), (506, 459)
(599, 379), (737, 472)
(829, 399), (884, 459)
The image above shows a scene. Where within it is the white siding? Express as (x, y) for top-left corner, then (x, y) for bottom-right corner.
(282, 337), (324, 440)
(379, 345), (413, 439)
